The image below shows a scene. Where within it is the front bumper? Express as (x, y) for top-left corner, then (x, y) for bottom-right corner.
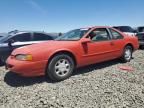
(6, 57), (48, 77)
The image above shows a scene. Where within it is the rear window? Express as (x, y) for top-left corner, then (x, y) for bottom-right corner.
(33, 33), (53, 41)
(119, 27), (134, 33)
(4, 33), (31, 43)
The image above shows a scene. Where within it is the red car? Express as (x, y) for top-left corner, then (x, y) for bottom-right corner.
(6, 26), (139, 81)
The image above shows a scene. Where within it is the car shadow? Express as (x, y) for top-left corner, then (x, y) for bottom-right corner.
(4, 59), (121, 87)
(139, 47), (144, 50)
(0, 63), (5, 67)
(4, 72), (54, 87)
(73, 59), (120, 76)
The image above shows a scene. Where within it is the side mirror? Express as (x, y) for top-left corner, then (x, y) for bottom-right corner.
(8, 39), (15, 47)
(81, 38), (91, 44)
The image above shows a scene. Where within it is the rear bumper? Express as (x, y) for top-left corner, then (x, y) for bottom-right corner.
(6, 57), (48, 77)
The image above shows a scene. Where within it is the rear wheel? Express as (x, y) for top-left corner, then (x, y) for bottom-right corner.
(121, 46), (133, 63)
(46, 54), (75, 81)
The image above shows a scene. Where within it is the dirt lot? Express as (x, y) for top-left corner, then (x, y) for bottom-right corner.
(0, 50), (144, 108)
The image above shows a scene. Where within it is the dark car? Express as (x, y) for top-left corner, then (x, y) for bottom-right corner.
(113, 26), (137, 36)
(0, 31), (55, 64)
(137, 26), (144, 33)
(136, 32), (144, 48)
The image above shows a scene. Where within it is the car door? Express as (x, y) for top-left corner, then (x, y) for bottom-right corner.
(0, 33), (32, 61)
(108, 28), (126, 57)
(80, 28), (118, 65)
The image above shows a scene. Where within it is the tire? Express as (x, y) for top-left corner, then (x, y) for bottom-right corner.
(121, 46), (133, 63)
(46, 54), (75, 81)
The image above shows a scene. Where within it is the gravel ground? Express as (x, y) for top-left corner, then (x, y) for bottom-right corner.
(0, 50), (144, 108)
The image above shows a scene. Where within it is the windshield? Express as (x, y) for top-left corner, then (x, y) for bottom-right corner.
(138, 27), (144, 32)
(0, 34), (10, 42)
(56, 29), (89, 41)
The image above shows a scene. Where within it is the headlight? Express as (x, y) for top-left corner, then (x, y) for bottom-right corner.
(15, 54), (33, 61)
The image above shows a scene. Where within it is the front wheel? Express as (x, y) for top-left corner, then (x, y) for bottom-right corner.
(46, 54), (75, 81)
(121, 46), (133, 63)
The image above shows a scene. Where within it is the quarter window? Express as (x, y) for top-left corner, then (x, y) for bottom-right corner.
(110, 29), (123, 39)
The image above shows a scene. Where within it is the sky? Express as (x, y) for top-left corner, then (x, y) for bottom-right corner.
(0, 0), (144, 33)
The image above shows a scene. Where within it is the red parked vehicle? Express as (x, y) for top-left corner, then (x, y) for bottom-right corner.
(6, 26), (139, 81)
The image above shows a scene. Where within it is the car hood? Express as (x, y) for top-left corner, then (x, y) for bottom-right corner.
(12, 40), (78, 55)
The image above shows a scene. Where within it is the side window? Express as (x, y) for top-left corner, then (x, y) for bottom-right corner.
(89, 28), (110, 41)
(110, 29), (123, 39)
(33, 33), (53, 41)
(7, 33), (31, 42)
